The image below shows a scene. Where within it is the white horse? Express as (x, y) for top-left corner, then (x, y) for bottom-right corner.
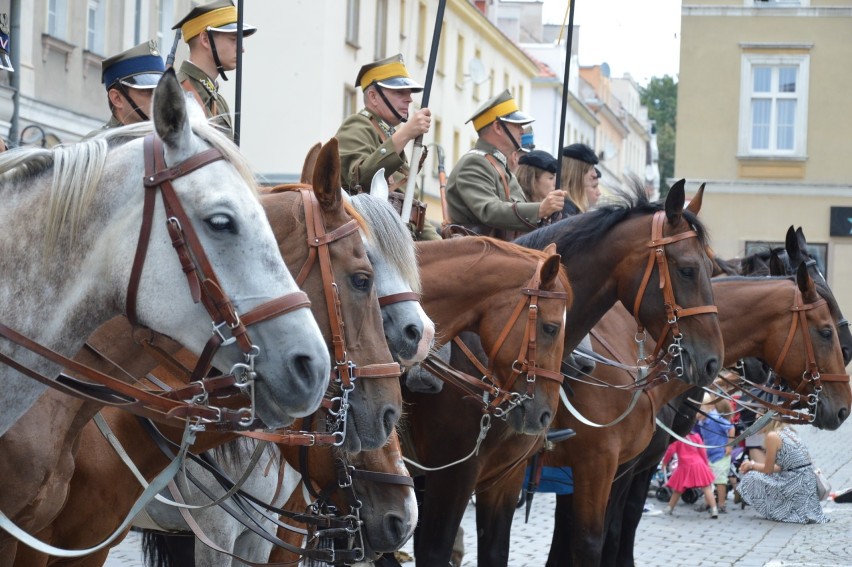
(0, 71), (329, 558)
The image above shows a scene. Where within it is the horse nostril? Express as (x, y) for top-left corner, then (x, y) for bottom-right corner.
(704, 357), (719, 379)
(539, 410), (553, 429)
(382, 405), (400, 437)
(383, 512), (408, 547)
(839, 407), (849, 423)
(404, 323), (422, 345)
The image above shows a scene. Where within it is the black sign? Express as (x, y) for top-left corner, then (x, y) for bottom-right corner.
(830, 207), (852, 237)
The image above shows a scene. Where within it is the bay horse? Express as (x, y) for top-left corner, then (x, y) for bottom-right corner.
(12, 143), (417, 565)
(544, 265), (850, 566)
(0, 71), (329, 562)
(405, 182), (725, 566)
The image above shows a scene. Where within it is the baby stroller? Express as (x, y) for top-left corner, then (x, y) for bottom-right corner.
(653, 458), (702, 504)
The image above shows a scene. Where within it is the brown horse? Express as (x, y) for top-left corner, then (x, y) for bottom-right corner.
(544, 265), (851, 566)
(13, 140), (411, 565)
(406, 183), (725, 566)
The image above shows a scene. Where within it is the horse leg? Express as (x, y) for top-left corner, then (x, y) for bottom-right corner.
(599, 463), (636, 567)
(564, 458), (615, 567)
(545, 494), (573, 567)
(612, 466), (657, 567)
(473, 465), (527, 567)
(414, 465), (479, 566)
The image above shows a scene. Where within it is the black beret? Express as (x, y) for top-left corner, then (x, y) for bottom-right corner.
(518, 150), (557, 174)
(562, 143), (599, 165)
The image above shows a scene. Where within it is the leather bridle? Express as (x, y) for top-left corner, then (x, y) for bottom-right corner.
(720, 286), (850, 424)
(631, 210), (719, 380)
(0, 134), (312, 430)
(418, 256), (568, 417)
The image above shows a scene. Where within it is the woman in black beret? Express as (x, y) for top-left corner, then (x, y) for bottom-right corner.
(560, 142), (600, 214)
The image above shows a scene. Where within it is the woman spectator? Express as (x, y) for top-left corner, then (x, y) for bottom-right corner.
(737, 419), (829, 523)
(516, 149), (558, 202)
(560, 143), (600, 214)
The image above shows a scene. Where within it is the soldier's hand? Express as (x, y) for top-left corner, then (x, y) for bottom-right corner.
(539, 190), (566, 219)
(400, 108), (431, 142)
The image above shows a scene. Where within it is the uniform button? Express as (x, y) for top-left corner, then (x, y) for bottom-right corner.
(380, 148), (387, 154)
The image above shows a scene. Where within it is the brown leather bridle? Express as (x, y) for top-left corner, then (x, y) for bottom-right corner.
(418, 256), (569, 417)
(631, 210), (719, 379)
(720, 286), (850, 424)
(0, 134), (313, 430)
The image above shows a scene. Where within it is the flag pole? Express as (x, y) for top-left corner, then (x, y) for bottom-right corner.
(400, 0), (447, 224)
(554, 0), (577, 191)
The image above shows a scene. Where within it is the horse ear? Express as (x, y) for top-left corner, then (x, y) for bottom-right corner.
(664, 179), (686, 225)
(784, 225), (800, 260)
(371, 168), (390, 201)
(539, 252), (562, 291)
(153, 69), (193, 154)
(795, 226), (809, 257)
(768, 250), (787, 276)
(300, 142), (322, 185)
(311, 138), (342, 212)
(685, 183), (705, 216)
(796, 261), (817, 298)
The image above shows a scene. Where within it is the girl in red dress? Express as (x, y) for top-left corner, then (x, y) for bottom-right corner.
(662, 426), (718, 518)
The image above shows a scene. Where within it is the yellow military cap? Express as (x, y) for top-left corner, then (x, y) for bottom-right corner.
(356, 53), (423, 92)
(467, 89), (534, 132)
(173, 0), (257, 42)
(101, 40), (165, 90)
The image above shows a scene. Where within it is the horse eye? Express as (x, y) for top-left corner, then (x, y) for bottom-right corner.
(819, 327), (833, 340)
(679, 267), (695, 280)
(542, 323), (561, 337)
(205, 214), (236, 233)
(350, 273), (372, 292)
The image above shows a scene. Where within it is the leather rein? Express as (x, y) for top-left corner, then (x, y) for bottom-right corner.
(0, 134), (311, 430)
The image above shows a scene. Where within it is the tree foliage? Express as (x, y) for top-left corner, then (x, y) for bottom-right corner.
(640, 75), (677, 197)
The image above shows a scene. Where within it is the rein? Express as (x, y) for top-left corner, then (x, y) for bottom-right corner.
(0, 134), (312, 431)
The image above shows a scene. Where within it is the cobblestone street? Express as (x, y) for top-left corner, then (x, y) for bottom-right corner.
(106, 419), (852, 566)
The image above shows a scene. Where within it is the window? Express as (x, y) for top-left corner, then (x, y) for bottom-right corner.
(738, 53), (809, 158)
(86, 0), (106, 55)
(157, 0), (175, 61)
(432, 118), (443, 177)
(374, 0), (387, 60)
(473, 48), (482, 101)
(47, 0), (68, 39)
(416, 1), (427, 61)
(452, 128), (461, 164)
(343, 85), (358, 119)
(399, 0), (406, 38)
(437, 27), (446, 76)
(455, 34), (464, 87)
(346, 0), (360, 47)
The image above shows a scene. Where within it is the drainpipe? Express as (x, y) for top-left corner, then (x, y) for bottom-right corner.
(8, 0), (20, 145)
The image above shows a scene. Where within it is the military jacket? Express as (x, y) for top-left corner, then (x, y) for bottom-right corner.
(177, 61), (233, 138)
(336, 109), (440, 241)
(445, 139), (540, 236)
(84, 115), (123, 139)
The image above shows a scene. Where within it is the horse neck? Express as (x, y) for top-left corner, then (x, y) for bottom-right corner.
(418, 240), (537, 343)
(713, 278), (795, 365)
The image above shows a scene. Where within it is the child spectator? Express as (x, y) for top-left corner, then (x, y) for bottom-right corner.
(698, 394), (736, 512)
(662, 425), (718, 518)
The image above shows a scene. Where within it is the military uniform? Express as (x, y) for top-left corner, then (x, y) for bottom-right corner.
(337, 53), (440, 241)
(86, 40), (165, 137)
(172, 0), (257, 140)
(176, 61), (233, 136)
(444, 90), (539, 240)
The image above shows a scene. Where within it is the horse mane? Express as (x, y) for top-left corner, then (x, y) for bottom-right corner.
(514, 182), (710, 256)
(348, 193), (421, 294)
(0, 115), (256, 257)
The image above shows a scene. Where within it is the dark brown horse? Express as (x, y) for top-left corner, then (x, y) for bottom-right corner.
(406, 183), (725, 566)
(545, 266), (850, 566)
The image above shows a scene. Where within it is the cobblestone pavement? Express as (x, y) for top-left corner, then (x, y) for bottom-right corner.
(106, 420), (852, 566)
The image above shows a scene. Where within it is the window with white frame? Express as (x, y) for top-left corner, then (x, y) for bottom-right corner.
(343, 84), (358, 120)
(374, 0), (387, 60)
(346, 0), (360, 47)
(47, 0), (69, 39)
(158, 0), (176, 60)
(86, 0), (106, 55)
(738, 53), (809, 158)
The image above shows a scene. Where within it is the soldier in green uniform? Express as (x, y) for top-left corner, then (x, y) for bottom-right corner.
(172, 0), (257, 138)
(336, 53), (441, 241)
(92, 41), (165, 134)
(445, 90), (566, 240)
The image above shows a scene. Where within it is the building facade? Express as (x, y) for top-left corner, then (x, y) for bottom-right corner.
(677, 0), (852, 325)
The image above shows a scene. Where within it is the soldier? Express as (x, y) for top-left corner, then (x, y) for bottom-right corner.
(93, 41), (165, 133)
(336, 53), (441, 241)
(172, 0), (257, 138)
(444, 90), (565, 240)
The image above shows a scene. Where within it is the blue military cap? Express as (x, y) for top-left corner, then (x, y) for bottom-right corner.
(101, 40), (165, 89)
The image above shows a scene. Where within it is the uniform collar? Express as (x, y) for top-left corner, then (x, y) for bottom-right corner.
(475, 138), (508, 168)
(359, 108), (396, 136)
(182, 60), (219, 95)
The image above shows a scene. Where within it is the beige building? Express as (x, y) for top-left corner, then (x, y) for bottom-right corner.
(677, 0), (852, 319)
